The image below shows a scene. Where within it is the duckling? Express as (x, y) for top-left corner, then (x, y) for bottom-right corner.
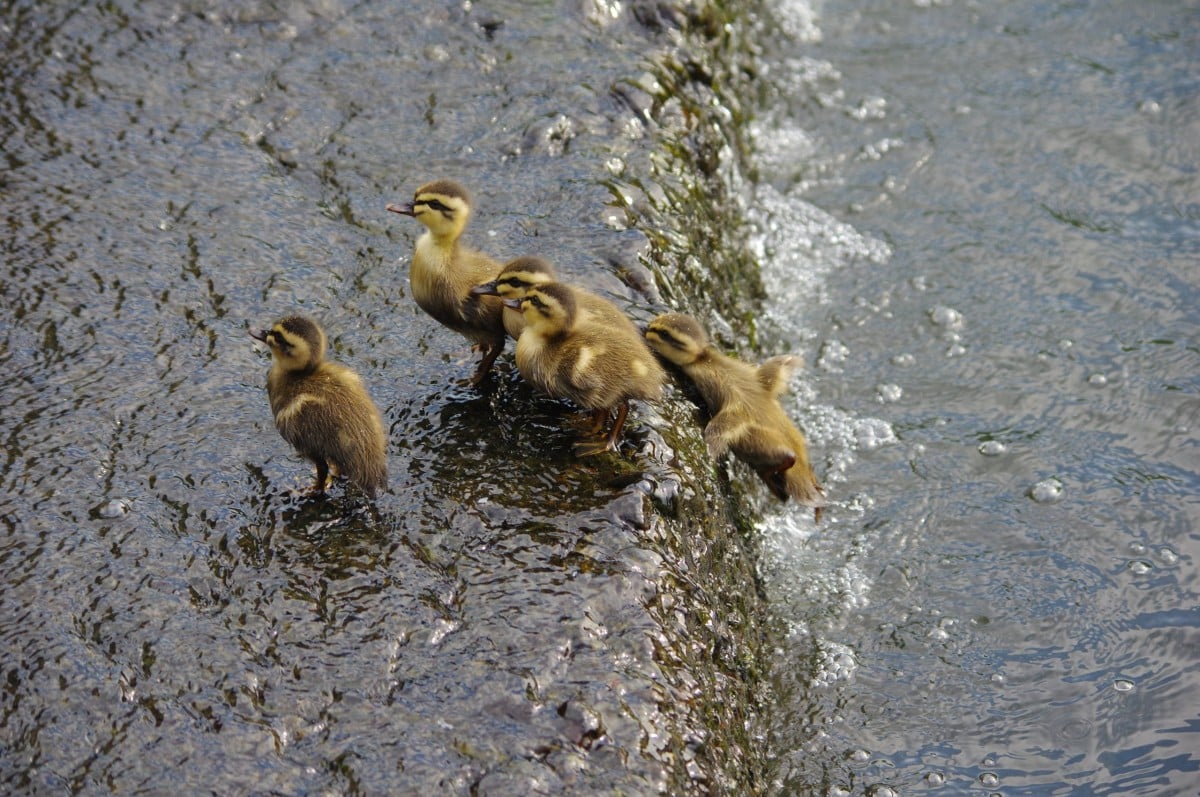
(471, 255), (633, 340)
(644, 313), (825, 519)
(248, 316), (388, 497)
(386, 179), (505, 385)
(504, 282), (665, 455)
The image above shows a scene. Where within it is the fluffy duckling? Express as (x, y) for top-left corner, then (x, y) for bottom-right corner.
(471, 255), (632, 340)
(504, 282), (665, 455)
(249, 316), (388, 497)
(644, 313), (825, 519)
(386, 179), (505, 385)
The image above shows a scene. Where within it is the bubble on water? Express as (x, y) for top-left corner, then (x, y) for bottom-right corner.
(1087, 373), (1108, 387)
(1158, 547), (1179, 565)
(1139, 99), (1161, 115)
(891, 352), (914, 366)
(1128, 541), (1147, 555)
(1028, 478), (1064, 503)
(828, 786), (852, 797)
(978, 440), (1006, 456)
(946, 343), (967, 357)
(849, 96), (888, 121)
(812, 641), (858, 685)
(1060, 718), (1092, 740)
(925, 771), (945, 786)
(818, 339), (851, 372)
(1127, 560), (1152, 575)
(1114, 678), (1135, 692)
(855, 418), (897, 451)
(979, 772), (1000, 788)
(97, 498), (132, 518)
(847, 748), (872, 764)
(868, 786), (897, 797)
(981, 755), (998, 768)
(928, 305), (963, 329)
(877, 383), (902, 402)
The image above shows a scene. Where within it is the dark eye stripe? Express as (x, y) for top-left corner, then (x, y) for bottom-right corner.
(649, 329), (687, 349)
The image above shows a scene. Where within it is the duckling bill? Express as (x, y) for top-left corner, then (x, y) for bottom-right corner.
(504, 282), (665, 455)
(645, 313), (825, 519)
(249, 315), (388, 497)
(386, 179), (506, 385)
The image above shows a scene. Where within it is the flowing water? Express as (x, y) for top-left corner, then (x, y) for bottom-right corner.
(2, 0), (1197, 794)
(749, 0), (1200, 793)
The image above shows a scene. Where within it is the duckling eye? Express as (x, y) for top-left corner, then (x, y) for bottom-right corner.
(424, 199), (450, 212)
(267, 331), (293, 352)
(653, 330), (686, 350)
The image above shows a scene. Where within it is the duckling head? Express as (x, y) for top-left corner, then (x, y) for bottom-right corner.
(385, 179), (472, 242)
(471, 255), (558, 298)
(248, 315), (327, 373)
(502, 282), (577, 335)
(644, 313), (710, 367)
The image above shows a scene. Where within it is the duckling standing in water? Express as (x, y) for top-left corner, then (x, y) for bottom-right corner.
(249, 316), (388, 497)
(504, 282), (665, 455)
(386, 179), (505, 385)
(471, 255), (632, 340)
(644, 313), (825, 519)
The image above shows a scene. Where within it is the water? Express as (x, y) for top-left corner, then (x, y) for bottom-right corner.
(3, 0), (1196, 794)
(749, 0), (1200, 793)
(0, 2), (771, 793)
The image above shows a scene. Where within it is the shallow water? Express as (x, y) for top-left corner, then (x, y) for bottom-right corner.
(748, 0), (1200, 793)
(0, 2), (772, 793)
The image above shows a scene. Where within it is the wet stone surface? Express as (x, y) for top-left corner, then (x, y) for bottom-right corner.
(0, 2), (775, 794)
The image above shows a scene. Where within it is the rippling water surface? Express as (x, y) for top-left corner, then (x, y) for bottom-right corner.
(0, 2), (771, 793)
(750, 0), (1199, 793)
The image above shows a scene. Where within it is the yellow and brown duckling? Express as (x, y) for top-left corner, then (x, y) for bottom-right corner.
(386, 179), (505, 385)
(504, 282), (665, 455)
(249, 316), (388, 497)
(644, 313), (825, 519)
(471, 255), (632, 340)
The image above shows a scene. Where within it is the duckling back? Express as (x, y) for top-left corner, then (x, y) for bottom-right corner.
(251, 316), (388, 497)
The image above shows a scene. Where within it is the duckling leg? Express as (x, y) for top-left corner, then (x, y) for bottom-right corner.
(587, 408), (609, 435)
(311, 459), (331, 495)
(606, 402), (630, 451)
(468, 338), (505, 385)
(574, 403), (628, 457)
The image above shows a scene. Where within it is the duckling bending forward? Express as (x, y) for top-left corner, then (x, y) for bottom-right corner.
(644, 313), (825, 519)
(249, 316), (388, 497)
(386, 179), (505, 385)
(504, 282), (665, 455)
(471, 255), (633, 340)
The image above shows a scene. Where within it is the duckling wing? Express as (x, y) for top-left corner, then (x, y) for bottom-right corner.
(757, 355), (800, 397)
(702, 408), (755, 460)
